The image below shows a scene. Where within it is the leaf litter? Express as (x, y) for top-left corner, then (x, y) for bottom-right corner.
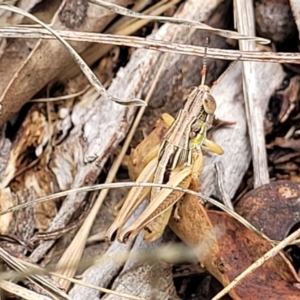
(0, 0), (300, 299)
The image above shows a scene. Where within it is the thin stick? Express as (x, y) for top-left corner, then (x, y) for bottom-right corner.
(234, 0), (274, 187)
(1, 27), (300, 63)
(89, 0), (269, 43)
(30, 85), (90, 102)
(215, 162), (234, 211)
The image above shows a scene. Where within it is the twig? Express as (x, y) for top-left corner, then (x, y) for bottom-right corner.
(233, 0), (284, 187)
(2, 27), (300, 63)
(89, 0), (269, 43)
(30, 85), (90, 102)
(215, 162), (234, 211)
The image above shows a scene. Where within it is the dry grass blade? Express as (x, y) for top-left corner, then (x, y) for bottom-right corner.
(0, 255), (146, 300)
(90, 0), (269, 43)
(0, 280), (51, 300)
(3, 243), (209, 299)
(2, 27), (300, 63)
(0, 181), (274, 243)
(0, 5), (145, 106)
(22, 244), (202, 299)
(65, 242), (196, 299)
(212, 228), (300, 300)
(0, 248), (70, 299)
(30, 85), (90, 102)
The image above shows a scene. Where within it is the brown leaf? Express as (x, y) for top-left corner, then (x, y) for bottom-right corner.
(267, 137), (300, 151)
(235, 180), (300, 241)
(208, 211), (300, 299)
(170, 192), (300, 299)
(276, 76), (300, 123)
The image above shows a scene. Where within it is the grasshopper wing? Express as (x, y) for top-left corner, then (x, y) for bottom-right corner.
(117, 166), (192, 243)
(144, 168), (192, 242)
(105, 157), (157, 242)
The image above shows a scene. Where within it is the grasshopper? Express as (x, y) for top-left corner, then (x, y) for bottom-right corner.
(106, 44), (223, 243)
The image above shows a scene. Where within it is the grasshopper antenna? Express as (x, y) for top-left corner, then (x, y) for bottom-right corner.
(200, 37), (209, 86)
(213, 55), (242, 85)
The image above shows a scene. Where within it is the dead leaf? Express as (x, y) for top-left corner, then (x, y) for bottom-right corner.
(276, 76), (300, 123)
(1, 104), (50, 188)
(170, 191), (300, 300)
(267, 137), (300, 151)
(236, 180), (300, 241)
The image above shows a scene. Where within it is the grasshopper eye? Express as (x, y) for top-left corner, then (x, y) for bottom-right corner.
(203, 94), (216, 115)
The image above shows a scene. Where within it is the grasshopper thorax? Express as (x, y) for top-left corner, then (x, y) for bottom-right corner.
(188, 84), (216, 140)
